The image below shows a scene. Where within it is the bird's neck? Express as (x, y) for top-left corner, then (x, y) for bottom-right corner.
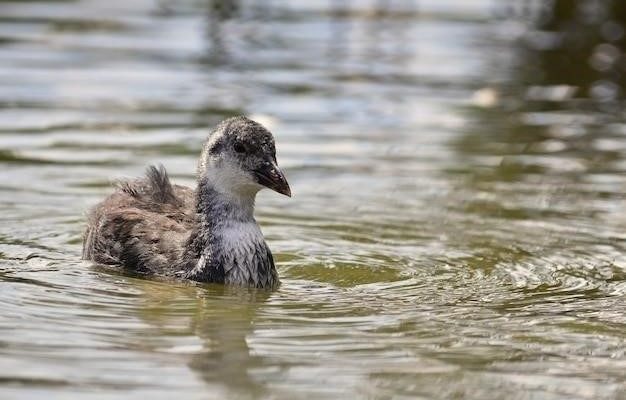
(197, 177), (257, 223)
(183, 181), (278, 288)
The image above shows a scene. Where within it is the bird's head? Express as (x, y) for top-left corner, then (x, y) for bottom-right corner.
(198, 116), (291, 200)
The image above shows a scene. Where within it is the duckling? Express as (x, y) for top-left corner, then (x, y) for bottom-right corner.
(82, 116), (291, 288)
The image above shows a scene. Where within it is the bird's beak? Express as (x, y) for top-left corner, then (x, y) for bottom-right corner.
(253, 162), (291, 197)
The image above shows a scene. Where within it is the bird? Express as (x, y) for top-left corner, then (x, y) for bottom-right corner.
(82, 116), (291, 288)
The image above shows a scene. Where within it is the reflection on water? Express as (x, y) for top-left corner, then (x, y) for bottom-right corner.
(0, 0), (625, 399)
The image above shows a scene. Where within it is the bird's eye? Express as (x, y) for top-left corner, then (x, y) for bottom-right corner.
(234, 142), (246, 154)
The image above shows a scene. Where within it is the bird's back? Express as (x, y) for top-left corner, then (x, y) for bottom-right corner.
(82, 165), (197, 276)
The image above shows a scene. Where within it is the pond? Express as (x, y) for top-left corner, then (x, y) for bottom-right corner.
(1, 0), (625, 399)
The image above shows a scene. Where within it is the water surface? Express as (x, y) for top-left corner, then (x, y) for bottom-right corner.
(1, 1), (625, 399)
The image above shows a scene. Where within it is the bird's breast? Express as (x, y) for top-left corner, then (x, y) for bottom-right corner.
(215, 221), (268, 281)
(218, 221), (264, 251)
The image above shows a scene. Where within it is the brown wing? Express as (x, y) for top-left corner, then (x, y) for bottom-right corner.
(82, 165), (197, 276)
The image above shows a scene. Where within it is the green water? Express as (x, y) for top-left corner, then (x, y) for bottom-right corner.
(1, 1), (625, 399)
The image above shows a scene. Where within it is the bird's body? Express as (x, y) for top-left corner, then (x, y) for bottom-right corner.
(82, 117), (290, 288)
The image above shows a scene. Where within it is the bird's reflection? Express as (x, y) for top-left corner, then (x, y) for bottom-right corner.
(135, 280), (272, 397)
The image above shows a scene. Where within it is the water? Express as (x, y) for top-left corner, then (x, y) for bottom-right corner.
(1, 0), (626, 399)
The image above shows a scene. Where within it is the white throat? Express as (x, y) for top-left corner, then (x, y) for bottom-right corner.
(203, 157), (262, 202)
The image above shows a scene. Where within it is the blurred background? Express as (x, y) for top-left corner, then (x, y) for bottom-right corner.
(1, 0), (626, 399)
